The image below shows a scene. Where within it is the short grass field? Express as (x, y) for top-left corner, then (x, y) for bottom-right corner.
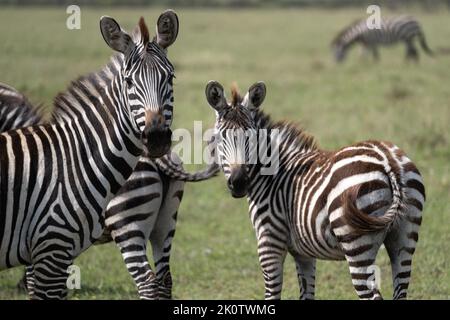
(0, 6), (449, 299)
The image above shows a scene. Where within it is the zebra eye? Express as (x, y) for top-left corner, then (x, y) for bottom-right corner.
(125, 77), (134, 88)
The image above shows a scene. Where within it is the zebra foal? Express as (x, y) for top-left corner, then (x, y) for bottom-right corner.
(205, 81), (425, 300)
(332, 15), (433, 62)
(0, 11), (179, 299)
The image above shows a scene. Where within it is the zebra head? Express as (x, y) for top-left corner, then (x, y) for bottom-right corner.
(205, 81), (266, 198)
(100, 11), (179, 158)
(332, 41), (347, 63)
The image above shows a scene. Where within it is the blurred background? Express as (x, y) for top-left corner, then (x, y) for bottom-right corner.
(0, 0), (449, 299)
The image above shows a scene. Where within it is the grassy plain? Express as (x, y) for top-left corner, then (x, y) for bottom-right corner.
(0, 7), (448, 299)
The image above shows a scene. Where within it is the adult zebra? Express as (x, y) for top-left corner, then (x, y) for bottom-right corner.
(0, 81), (218, 299)
(205, 81), (425, 299)
(0, 12), (181, 299)
(332, 15), (433, 62)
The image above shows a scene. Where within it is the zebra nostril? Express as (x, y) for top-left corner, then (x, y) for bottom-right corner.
(227, 179), (234, 190)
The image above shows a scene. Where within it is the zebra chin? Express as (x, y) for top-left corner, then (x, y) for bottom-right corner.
(142, 126), (173, 159)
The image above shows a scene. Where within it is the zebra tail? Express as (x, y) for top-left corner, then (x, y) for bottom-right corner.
(418, 32), (434, 56)
(155, 153), (220, 182)
(341, 171), (405, 235)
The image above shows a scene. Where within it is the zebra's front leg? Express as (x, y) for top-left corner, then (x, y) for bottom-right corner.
(108, 211), (161, 300)
(405, 40), (419, 62)
(106, 160), (164, 299)
(150, 179), (185, 299)
(31, 249), (72, 299)
(292, 254), (316, 300)
(370, 46), (380, 61)
(257, 232), (287, 300)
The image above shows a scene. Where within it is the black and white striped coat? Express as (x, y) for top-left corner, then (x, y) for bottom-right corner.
(0, 83), (42, 131)
(0, 13), (183, 299)
(205, 81), (425, 300)
(332, 15), (433, 62)
(0, 80), (218, 299)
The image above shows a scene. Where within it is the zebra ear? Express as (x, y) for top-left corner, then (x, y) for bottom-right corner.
(244, 82), (266, 111)
(205, 81), (227, 112)
(100, 16), (135, 55)
(155, 10), (179, 49)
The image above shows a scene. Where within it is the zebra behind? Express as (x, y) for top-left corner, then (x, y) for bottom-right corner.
(0, 81), (219, 299)
(0, 12), (179, 299)
(205, 81), (425, 299)
(0, 83), (42, 131)
(332, 15), (433, 62)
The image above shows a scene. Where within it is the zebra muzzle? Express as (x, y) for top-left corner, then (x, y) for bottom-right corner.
(142, 125), (172, 159)
(227, 166), (249, 198)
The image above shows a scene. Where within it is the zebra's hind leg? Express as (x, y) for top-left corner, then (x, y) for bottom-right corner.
(292, 254), (316, 300)
(384, 210), (422, 299)
(150, 178), (185, 299)
(340, 233), (385, 300)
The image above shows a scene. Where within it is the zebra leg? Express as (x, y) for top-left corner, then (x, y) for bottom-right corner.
(31, 251), (72, 299)
(405, 40), (419, 61)
(257, 232), (287, 300)
(292, 254), (316, 300)
(370, 46), (380, 61)
(384, 214), (422, 300)
(25, 265), (35, 297)
(108, 202), (163, 300)
(106, 160), (164, 300)
(340, 233), (385, 300)
(150, 178), (185, 299)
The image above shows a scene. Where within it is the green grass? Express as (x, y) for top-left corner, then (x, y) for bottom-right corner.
(0, 7), (449, 299)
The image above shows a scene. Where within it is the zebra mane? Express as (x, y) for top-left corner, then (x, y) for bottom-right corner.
(254, 109), (317, 153)
(51, 54), (122, 122)
(331, 18), (364, 46)
(230, 82), (242, 107)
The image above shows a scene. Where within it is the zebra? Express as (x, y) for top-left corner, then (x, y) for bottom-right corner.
(0, 12), (181, 299)
(0, 83), (42, 132)
(332, 15), (433, 62)
(205, 81), (425, 300)
(0, 82), (218, 299)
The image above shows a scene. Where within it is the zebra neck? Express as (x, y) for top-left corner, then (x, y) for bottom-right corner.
(50, 56), (143, 181)
(245, 110), (318, 194)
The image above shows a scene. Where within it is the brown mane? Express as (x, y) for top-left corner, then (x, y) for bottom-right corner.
(254, 110), (318, 153)
(138, 17), (150, 45)
(230, 82), (243, 107)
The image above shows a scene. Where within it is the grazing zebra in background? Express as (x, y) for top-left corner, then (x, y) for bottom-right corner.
(332, 15), (433, 62)
(205, 81), (425, 300)
(0, 82), (218, 299)
(0, 12), (181, 299)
